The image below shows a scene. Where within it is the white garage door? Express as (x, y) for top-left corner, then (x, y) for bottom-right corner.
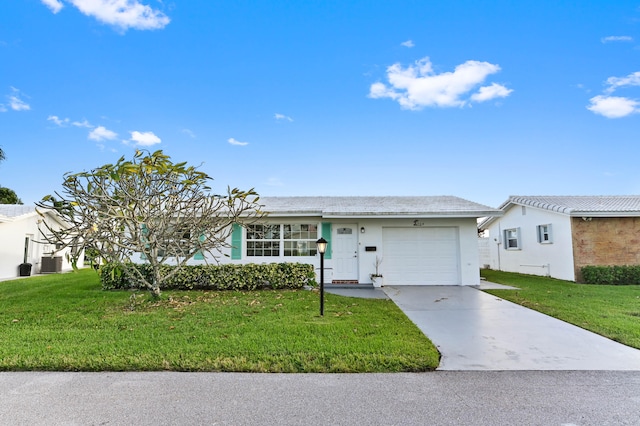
(382, 227), (460, 285)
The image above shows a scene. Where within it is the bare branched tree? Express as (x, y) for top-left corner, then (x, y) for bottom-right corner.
(36, 150), (263, 296)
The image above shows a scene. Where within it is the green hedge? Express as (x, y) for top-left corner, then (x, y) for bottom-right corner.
(581, 265), (640, 285)
(100, 262), (317, 291)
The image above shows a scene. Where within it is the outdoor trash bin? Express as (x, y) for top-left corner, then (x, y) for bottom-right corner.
(19, 263), (32, 276)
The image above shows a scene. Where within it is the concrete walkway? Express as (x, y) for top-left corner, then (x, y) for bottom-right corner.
(383, 285), (640, 371)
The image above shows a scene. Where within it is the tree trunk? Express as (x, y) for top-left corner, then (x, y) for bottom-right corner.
(150, 271), (162, 298)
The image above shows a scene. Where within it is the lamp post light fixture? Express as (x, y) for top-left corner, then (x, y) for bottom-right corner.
(316, 237), (328, 316)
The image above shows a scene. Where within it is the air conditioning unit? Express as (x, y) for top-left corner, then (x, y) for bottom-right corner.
(41, 256), (62, 273)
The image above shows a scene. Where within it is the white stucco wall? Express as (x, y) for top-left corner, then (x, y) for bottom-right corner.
(478, 237), (491, 268)
(484, 204), (575, 280)
(0, 212), (81, 280)
(186, 217), (482, 286)
(354, 217), (481, 286)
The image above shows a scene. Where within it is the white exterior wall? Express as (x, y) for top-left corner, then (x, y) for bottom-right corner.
(0, 213), (81, 280)
(478, 237), (491, 268)
(485, 204), (575, 280)
(354, 217), (481, 286)
(193, 217), (482, 286)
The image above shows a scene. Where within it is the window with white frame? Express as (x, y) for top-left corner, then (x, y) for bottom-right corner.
(246, 224), (280, 256)
(246, 223), (318, 256)
(537, 224), (553, 244)
(504, 228), (521, 250)
(283, 224), (318, 256)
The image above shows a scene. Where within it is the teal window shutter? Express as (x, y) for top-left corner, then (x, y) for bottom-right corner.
(140, 224), (149, 260)
(321, 222), (332, 260)
(231, 223), (242, 260)
(194, 233), (205, 260)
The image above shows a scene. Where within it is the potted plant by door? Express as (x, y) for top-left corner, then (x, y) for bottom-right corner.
(370, 256), (383, 287)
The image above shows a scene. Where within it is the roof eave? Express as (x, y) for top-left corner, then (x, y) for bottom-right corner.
(264, 210), (503, 219)
(262, 212), (323, 218)
(569, 211), (640, 218)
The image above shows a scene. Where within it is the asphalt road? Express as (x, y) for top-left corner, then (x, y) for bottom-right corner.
(1, 371), (639, 425)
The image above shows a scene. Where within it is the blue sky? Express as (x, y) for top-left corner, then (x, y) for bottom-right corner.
(1, 1), (639, 208)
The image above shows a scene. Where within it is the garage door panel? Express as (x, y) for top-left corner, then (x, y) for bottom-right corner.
(382, 227), (460, 285)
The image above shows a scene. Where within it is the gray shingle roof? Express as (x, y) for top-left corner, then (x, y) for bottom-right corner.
(0, 204), (36, 219)
(259, 196), (500, 218)
(504, 195), (640, 216)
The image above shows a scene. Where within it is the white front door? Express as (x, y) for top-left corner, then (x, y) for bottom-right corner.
(332, 224), (358, 281)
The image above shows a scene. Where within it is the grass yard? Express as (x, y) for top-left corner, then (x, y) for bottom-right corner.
(481, 269), (640, 349)
(0, 269), (439, 372)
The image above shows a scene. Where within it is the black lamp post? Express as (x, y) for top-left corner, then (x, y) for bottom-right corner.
(316, 237), (328, 316)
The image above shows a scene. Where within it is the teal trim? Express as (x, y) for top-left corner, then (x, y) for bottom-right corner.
(321, 222), (332, 259)
(194, 233), (205, 260)
(140, 224), (149, 260)
(231, 223), (242, 260)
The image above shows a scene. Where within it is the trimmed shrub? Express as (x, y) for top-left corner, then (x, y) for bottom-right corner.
(100, 262), (316, 291)
(581, 265), (640, 285)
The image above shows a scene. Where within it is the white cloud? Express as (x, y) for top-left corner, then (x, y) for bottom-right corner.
(72, 119), (92, 128)
(7, 87), (30, 111)
(9, 96), (30, 111)
(604, 71), (640, 94)
(48, 115), (93, 127)
(41, 0), (64, 13)
(400, 40), (415, 48)
(228, 137), (248, 146)
(470, 82), (513, 102)
(369, 57), (511, 109)
(587, 71), (640, 118)
(47, 115), (70, 126)
(265, 177), (283, 186)
(130, 130), (161, 146)
(89, 126), (118, 141)
(67, 0), (170, 31)
(274, 113), (293, 122)
(601, 35), (633, 43)
(182, 128), (196, 138)
(587, 95), (639, 118)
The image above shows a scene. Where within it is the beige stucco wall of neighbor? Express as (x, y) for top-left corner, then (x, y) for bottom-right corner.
(571, 217), (640, 282)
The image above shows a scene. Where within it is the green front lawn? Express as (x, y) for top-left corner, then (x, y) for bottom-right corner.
(481, 269), (640, 349)
(0, 269), (439, 372)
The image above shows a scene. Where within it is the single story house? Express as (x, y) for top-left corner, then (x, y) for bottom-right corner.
(478, 195), (640, 282)
(190, 196), (501, 286)
(0, 204), (82, 280)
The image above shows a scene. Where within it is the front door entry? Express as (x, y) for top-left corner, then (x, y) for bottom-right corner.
(332, 224), (358, 281)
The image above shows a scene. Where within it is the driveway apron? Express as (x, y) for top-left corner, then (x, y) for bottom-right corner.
(383, 285), (640, 371)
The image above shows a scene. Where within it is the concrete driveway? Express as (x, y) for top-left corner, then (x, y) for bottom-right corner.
(383, 285), (640, 371)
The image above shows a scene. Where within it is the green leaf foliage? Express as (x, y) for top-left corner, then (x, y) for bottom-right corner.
(581, 265), (640, 285)
(36, 149), (264, 297)
(101, 262), (316, 291)
(0, 187), (22, 204)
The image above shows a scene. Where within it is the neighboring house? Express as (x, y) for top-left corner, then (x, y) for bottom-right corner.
(478, 195), (640, 282)
(182, 196), (501, 286)
(0, 204), (82, 280)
